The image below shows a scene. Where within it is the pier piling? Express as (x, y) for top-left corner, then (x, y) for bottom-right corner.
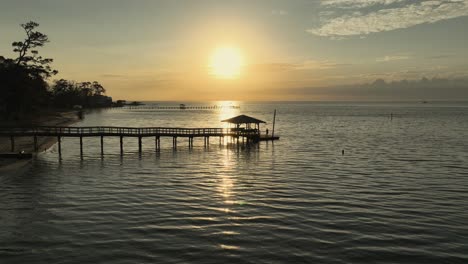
(138, 136), (142, 154)
(155, 136), (160, 152)
(57, 136), (62, 158)
(10, 136), (14, 152)
(120, 136), (123, 155)
(100, 136), (104, 155)
(172, 137), (177, 149)
(34, 136), (38, 152)
(79, 136), (83, 158)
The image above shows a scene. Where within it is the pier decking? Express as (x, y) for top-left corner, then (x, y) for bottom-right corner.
(0, 126), (278, 158)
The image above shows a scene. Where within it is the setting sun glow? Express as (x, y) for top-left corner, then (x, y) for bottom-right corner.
(209, 47), (244, 79)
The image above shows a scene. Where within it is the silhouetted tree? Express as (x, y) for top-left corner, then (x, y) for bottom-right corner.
(12, 21), (58, 78)
(0, 56), (48, 119)
(91, 81), (105, 96)
(49, 79), (107, 108)
(0, 21), (57, 119)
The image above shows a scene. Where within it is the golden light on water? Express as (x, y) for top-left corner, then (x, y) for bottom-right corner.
(217, 101), (240, 130)
(209, 47), (244, 79)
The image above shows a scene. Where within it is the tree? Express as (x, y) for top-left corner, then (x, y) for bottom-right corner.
(0, 57), (49, 119)
(12, 21), (58, 78)
(91, 81), (106, 96)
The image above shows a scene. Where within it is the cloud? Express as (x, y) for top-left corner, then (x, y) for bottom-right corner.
(376, 55), (410, 62)
(282, 76), (468, 100)
(321, 0), (405, 8)
(248, 60), (349, 72)
(271, 9), (288, 15)
(308, 0), (468, 37)
(101, 74), (126, 78)
(426, 54), (455, 59)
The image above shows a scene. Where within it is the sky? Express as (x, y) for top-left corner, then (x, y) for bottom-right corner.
(1, 0), (468, 101)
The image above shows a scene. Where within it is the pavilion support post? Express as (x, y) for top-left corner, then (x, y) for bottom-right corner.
(100, 136), (104, 156)
(120, 136), (124, 156)
(138, 136), (142, 154)
(10, 136), (14, 152)
(33, 135), (38, 152)
(207, 136), (209, 146)
(79, 136), (83, 158)
(57, 136), (62, 158)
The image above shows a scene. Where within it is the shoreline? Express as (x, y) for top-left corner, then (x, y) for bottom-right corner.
(0, 110), (80, 169)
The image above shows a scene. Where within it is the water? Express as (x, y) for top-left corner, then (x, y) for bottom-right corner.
(1, 102), (468, 263)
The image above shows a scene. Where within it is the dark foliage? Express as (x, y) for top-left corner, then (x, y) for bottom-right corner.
(0, 56), (49, 119)
(50, 79), (107, 108)
(1, 21), (108, 120)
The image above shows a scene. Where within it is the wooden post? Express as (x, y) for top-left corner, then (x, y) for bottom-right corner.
(10, 136), (14, 152)
(138, 136), (142, 154)
(33, 135), (38, 152)
(272, 109), (277, 138)
(80, 136), (83, 158)
(120, 136), (123, 156)
(100, 136), (104, 155)
(57, 136), (62, 158)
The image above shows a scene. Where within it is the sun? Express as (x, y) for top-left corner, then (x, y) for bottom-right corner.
(209, 47), (244, 79)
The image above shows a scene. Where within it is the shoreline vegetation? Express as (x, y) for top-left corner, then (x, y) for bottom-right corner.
(0, 21), (119, 168)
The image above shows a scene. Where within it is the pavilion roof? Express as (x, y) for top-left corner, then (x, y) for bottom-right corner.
(221, 114), (266, 124)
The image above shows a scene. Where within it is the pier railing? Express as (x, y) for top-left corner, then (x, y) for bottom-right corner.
(0, 126), (259, 137)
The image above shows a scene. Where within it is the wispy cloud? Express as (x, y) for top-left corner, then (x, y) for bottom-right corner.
(376, 55), (410, 62)
(271, 9), (288, 15)
(322, 0), (405, 8)
(101, 74), (126, 78)
(426, 54), (455, 59)
(274, 76), (468, 100)
(249, 60), (349, 72)
(308, 0), (468, 37)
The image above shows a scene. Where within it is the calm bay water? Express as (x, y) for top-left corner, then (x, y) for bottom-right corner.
(1, 102), (468, 263)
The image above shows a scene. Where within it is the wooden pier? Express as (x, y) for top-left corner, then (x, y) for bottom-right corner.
(0, 126), (278, 158)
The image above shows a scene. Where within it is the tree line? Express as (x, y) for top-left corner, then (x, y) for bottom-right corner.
(0, 21), (108, 120)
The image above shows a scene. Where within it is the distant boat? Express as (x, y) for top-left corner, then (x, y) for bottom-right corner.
(421, 100), (428, 104)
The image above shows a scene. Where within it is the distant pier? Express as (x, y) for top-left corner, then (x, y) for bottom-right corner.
(122, 104), (240, 110)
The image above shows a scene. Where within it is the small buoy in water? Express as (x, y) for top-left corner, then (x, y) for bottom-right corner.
(342, 149), (344, 155)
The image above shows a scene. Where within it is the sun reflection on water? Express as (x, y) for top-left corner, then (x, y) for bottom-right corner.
(217, 101), (240, 130)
